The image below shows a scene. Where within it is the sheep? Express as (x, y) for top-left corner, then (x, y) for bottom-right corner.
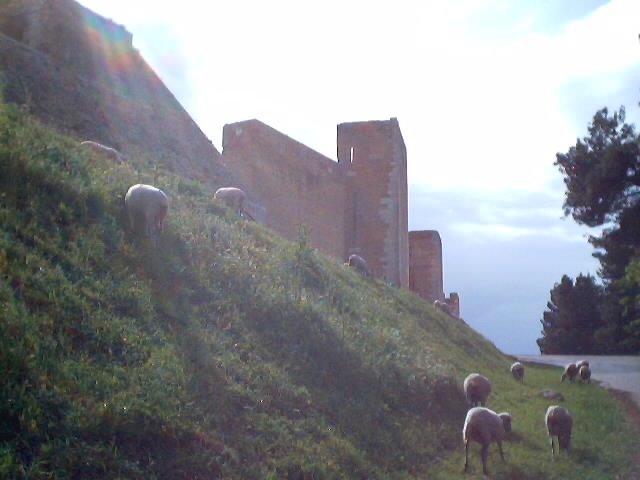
(560, 363), (578, 383)
(510, 362), (525, 383)
(576, 359), (590, 369)
(347, 254), (370, 277)
(214, 187), (246, 215)
(463, 373), (492, 407)
(578, 365), (591, 384)
(545, 405), (573, 458)
(124, 184), (169, 237)
(463, 406), (512, 475)
(80, 140), (125, 163)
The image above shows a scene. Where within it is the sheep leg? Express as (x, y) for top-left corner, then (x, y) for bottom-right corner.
(464, 440), (470, 472)
(156, 205), (168, 233)
(498, 440), (505, 461)
(155, 211), (164, 233)
(481, 444), (489, 475)
(145, 211), (157, 237)
(550, 437), (555, 460)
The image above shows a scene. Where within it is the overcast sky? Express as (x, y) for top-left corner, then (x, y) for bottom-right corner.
(78, 0), (640, 354)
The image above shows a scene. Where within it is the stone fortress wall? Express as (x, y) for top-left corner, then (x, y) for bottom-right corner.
(222, 120), (349, 266)
(0, 0), (460, 314)
(222, 118), (411, 289)
(0, 0), (232, 184)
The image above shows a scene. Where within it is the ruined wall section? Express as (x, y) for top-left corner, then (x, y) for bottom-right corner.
(445, 293), (460, 318)
(337, 119), (409, 288)
(409, 230), (445, 302)
(222, 120), (347, 259)
(0, 0), (231, 184)
(409, 230), (462, 317)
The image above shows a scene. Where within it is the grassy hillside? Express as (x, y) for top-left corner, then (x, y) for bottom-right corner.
(0, 96), (637, 479)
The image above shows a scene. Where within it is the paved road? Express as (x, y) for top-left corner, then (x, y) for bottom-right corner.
(517, 355), (640, 406)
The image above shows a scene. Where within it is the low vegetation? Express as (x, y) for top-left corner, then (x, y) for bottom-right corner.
(0, 97), (637, 479)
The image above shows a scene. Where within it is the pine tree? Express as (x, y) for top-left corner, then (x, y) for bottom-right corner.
(554, 105), (640, 353)
(537, 274), (604, 354)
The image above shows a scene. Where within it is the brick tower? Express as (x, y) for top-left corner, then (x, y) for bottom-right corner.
(337, 118), (409, 288)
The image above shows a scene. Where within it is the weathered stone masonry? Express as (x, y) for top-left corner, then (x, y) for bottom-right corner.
(222, 120), (348, 262)
(0, 0), (232, 184)
(0, 0), (460, 315)
(409, 231), (459, 315)
(222, 118), (410, 289)
(337, 119), (409, 289)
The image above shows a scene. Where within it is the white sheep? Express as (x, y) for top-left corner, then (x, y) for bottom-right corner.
(510, 362), (525, 383)
(347, 254), (370, 277)
(561, 363), (578, 383)
(214, 187), (246, 215)
(124, 184), (169, 237)
(463, 373), (492, 407)
(463, 406), (512, 475)
(80, 140), (125, 163)
(578, 365), (591, 384)
(576, 359), (590, 369)
(545, 405), (573, 458)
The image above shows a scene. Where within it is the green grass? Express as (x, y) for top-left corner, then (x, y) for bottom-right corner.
(0, 95), (637, 479)
(430, 363), (636, 479)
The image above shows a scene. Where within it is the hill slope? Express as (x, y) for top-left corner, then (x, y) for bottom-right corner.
(0, 98), (636, 479)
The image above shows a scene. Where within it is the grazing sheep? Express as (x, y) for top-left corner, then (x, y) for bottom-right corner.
(463, 373), (492, 407)
(214, 187), (246, 215)
(576, 359), (590, 369)
(545, 405), (573, 458)
(561, 363), (578, 383)
(347, 254), (370, 277)
(510, 362), (525, 383)
(124, 184), (169, 237)
(463, 407), (512, 475)
(80, 140), (125, 163)
(578, 365), (591, 384)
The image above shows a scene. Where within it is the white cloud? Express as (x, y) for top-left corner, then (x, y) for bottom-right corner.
(78, 1), (639, 194)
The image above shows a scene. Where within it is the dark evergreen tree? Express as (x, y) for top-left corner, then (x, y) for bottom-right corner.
(537, 274), (604, 354)
(555, 106), (640, 228)
(554, 106), (640, 353)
